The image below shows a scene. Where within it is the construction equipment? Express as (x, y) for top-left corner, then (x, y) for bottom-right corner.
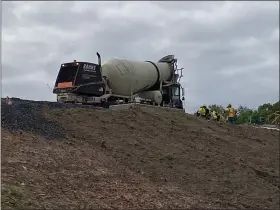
(53, 53), (185, 109)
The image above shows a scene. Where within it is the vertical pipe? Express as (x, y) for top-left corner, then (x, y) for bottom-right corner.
(130, 83), (133, 102)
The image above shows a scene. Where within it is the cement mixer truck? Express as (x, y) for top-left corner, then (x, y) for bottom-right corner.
(53, 52), (185, 109)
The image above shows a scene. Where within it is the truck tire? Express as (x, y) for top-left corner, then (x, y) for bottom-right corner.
(102, 102), (110, 109)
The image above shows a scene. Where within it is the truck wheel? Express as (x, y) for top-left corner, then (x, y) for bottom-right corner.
(102, 102), (110, 109)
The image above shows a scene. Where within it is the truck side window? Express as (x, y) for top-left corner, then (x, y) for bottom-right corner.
(172, 87), (180, 96)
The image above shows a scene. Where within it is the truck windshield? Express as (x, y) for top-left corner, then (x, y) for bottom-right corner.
(55, 64), (79, 87)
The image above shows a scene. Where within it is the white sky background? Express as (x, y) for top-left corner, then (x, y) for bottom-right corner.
(2, 1), (279, 113)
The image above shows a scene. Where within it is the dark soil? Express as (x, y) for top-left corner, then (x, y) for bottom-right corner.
(1, 99), (279, 209)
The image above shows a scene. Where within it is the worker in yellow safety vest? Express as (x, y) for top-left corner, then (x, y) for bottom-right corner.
(211, 110), (221, 121)
(204, 106), (211, 120)
(225, 104), (236, 124)
(196, 105), (206, 117)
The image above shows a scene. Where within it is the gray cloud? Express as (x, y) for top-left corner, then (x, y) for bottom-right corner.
(2, 1), (279, 112)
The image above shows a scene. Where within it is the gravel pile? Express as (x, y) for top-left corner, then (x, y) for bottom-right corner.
(1, 98), (85, 139)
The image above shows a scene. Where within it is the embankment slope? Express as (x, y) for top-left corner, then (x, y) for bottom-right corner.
(1, 99), (279, 209)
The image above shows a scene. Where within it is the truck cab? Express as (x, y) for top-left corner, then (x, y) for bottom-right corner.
(161, 83), (183, 109)
(53, 61), (106, 96)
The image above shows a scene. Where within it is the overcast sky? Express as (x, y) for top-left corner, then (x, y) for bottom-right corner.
(2, 1), (279, 112)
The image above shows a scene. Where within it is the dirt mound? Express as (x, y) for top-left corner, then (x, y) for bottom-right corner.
(1, 99), (279, 209)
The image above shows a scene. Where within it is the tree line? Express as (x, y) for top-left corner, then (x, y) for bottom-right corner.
(207, 100), (279, 125)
